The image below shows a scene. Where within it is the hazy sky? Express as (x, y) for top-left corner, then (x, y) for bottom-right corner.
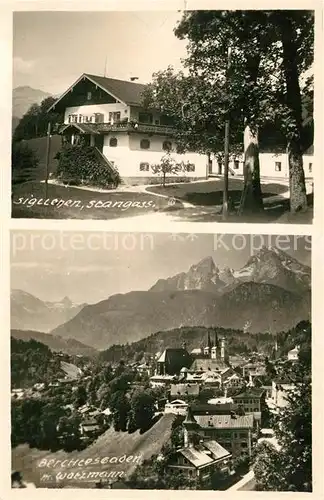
(13, 11), (187, 94)
(11, 231), (311, 304)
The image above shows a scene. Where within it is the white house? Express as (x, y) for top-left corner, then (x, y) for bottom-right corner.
(208, 145), (314, 180)
(49, 73), (313, 185)
(49, 73), (208, 184)
(287, 345), (300, 361)
(164, 399), (188, 416)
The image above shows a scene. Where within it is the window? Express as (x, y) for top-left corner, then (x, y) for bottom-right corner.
(162, 140), (172, 152)
(309, 163), (312, 173)
(68, 114), (78, 123)
(241, 442), (248, 448)
(139, 112), (153, 124)
(87, 91), (92, 100)
(254, 408), (258, 412)
(234, 160), (240, 169)
(139, 162), (150, 171)
(109, 112), (121, 123)
(275, 161), (282, 172)
(109, 137), (118, 147)
(78, 115), (83, 123)
(94, 113), (104, 123)
(140, 139), (150, 149)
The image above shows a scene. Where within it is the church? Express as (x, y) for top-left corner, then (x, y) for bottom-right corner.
(189, 332), (229, 373)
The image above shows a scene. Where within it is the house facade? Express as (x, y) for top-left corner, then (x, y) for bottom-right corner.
(49, 73), (314, 185)
(49, 73), (208, 184)
(208, 146), (314, 180)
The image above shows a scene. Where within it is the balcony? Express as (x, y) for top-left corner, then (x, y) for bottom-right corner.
(59, 120), (175, 136)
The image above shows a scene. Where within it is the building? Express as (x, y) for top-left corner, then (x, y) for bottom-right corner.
(49, 73), (208, 184)
(242, 362), (266, 380)
(166, 407), (231, 479)
(192, 411), (254, 459)
(207, 145), (314, 180)
(80, 419), (101, 437)
(149, 374), (177, 388)
(170, 383), (200, 401)
(267, 379), (295, 411)
(164, 399), (188, 416)
(287, 346), (300, 361)
(190, 333), (229, 374)
(49, 73), (314, 185)
(222, 372), (244, 389)
(156, 348), (192, 376)
(232, 388), (266, 414)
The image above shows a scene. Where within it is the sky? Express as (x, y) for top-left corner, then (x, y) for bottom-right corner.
(13, 11), (187, 94)
(11, 231), (311, 304)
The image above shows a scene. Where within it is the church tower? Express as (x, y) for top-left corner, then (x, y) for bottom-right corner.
(211, 331), (219, 359)
(183, 406), (199, 448)
(204, 332), (212, 357)
(220, 336), (226, 360)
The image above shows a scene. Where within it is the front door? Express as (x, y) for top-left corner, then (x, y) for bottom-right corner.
(94, 135), (104, 152)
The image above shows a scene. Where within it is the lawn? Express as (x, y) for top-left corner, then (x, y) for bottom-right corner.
(11, 182), (169, 220)
(146, 178), (288, 206)
(146, 179), (313, 224)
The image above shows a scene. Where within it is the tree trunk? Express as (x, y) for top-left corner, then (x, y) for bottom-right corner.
(239, 124), (264, 213)
(239, 54), (263, 214)
(279, 12), (307, 212)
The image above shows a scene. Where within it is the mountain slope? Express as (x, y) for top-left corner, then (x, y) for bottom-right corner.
(12, 414), (176, 487)
(11, 329), (97, 357)
(150, 256), (225, 293)
(11, 289), (85, 333)
(149, 248), (311, 296)
(233, 246), (311, 294)
(51, 284), (310, 349)
(12, 86), (51, 119)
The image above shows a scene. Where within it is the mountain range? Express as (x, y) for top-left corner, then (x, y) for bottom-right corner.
(11, 289), (86, 333)
(11, 329), (97, 357)
(12, 86), (51, 120)
(49, 247), (311, 349)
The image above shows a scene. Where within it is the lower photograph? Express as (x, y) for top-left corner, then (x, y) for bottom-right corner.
(10, 230), (311, 491)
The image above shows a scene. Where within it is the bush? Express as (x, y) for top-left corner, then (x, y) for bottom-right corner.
(11, 141), (39, 184)
(55, 144), (121, 188)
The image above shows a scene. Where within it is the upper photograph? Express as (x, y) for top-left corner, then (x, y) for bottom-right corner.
(11, 10), (314, 224)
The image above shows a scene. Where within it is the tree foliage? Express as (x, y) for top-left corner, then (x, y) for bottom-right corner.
(253, 322), (311, 491)
(143, 10), (313, 213)
(11, 141), (39, 185)
(13, 96), (62, 142)
(55, 144), (121, 188)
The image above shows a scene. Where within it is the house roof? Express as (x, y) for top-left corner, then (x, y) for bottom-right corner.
(190, 359), (228, 372)
(195, 414), (254, 429)
(84, 74), (146, 106)
(233, 388), (265, 399)
(167, 399), (187, 406)
(179, 447), (214, 468)
(49, 73), (146, 112)
(203, 440), (231, 461)
(191, 403), (238, 415)
(303, 145), (314, 155)
(171, 384), (200, 396)
(183, 406), (199, 426)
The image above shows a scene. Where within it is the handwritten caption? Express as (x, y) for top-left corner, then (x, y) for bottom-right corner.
(13, 196), (156, 211)
(37, 455), (142, 483)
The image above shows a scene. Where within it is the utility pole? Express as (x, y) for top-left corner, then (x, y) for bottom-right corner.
(44, 122), (51, 200)
(222, 44), (232, 220)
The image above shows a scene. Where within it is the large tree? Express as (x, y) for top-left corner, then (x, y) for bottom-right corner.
(253, 324), (311, 491)
(271, 10), (314, 212)
(144, 10), (313, 214)
(13, 96), (62, 142)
